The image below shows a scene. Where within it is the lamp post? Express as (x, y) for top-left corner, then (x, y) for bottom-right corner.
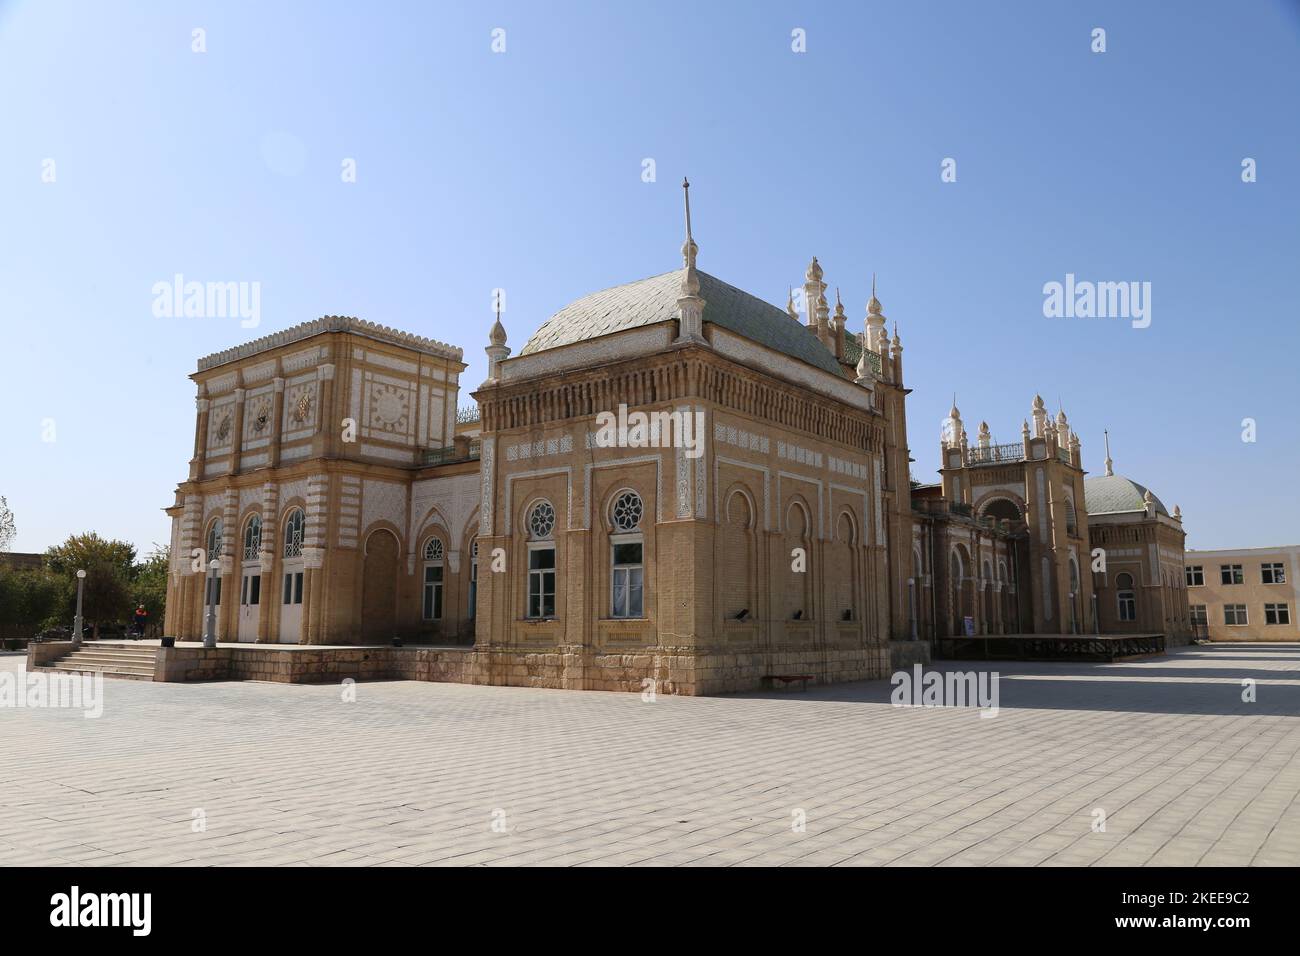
(72, 569), (87, 648)
(1092, 593), (1100, 634)
(202, 558), (219, 648)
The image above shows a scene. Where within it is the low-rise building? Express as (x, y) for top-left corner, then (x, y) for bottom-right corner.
(1183, 546), (1300, 641)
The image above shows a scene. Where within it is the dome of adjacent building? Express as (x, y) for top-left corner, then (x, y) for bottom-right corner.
(1084, 474), (1169, 516)
(518, 269), (844, 376)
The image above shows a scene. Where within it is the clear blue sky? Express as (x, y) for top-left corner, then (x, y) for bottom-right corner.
(2, 0), (1298, 556)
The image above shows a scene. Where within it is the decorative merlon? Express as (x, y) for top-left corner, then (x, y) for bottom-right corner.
(196, 315), (463, 372)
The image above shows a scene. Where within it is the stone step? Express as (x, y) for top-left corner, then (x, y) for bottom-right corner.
(60, 656), (157, 668)
(42, 664), (155, 681)
(63, 648), (158, 660)
(45, 645), (160, 680)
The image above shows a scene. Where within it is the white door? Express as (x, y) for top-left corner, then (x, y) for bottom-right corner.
(238, 569), (261, 642)
(278, 564), (304, 643)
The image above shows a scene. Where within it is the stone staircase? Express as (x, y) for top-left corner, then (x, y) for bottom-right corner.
(42, 643), (159, 680)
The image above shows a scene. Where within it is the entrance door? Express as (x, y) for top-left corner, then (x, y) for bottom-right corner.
(279, 563), (304, 643)
(238, 569), (261, 642)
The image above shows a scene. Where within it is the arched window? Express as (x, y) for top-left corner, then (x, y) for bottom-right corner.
(206, 518), (224, 560)
(1065, 496), (1078, 535)
(243, 515), (262, 561)
(526, 501), (556, 619)
(785, 501), (812, 621)
(204, 518), (224, 606)
(610, 491), (644, 618)
(1116, 572), (1136, 622)
(722, 490), (755, 620)
(283, 508), (305, 558)
(422, 536), (444, 620)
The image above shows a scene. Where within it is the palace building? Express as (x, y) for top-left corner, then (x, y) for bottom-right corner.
(163, 184), (1190, 693)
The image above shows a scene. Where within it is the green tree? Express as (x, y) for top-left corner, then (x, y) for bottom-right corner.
(0, 565), (68, 647)
(130, 545), (170, 638)
(45, 533), (136, 638)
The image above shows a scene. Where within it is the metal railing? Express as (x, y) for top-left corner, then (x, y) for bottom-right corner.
(456, 406), (481, 424)
(418, 442), (480, 468)
(967, 442), (1024, 465)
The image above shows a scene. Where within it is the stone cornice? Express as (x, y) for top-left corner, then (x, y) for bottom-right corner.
(196, 315), (463, 372)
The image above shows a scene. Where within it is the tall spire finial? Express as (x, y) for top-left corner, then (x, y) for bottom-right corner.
(682, 177), (693, 245)
(1103, 428), (1114, 477)
(679, 176), (699, 295)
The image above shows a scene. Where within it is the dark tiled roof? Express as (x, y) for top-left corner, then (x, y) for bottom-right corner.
(519, 270), (844, 376)
(1084, 475), (1168, 516)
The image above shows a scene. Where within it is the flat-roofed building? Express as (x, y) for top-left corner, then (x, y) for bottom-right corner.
(1183, 546), (1300, 641)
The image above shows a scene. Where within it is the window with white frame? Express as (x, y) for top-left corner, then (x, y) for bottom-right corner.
(1116, 572), (1136, 622)
(609, 491), (644, 619)
(1265, 603), (1290, 625)
(243, 515), (262, 561)
(1220, 564), (1243, 585)
(1189, 604), (1207, 626)
(1224, 604), (1248, 626)
(1185, 565), (1203, 587)
(422, 537), (444, 620)
(1262, 562), (1286, 585)
(283, 508), (305, 558)
(526, 502), (556, 619)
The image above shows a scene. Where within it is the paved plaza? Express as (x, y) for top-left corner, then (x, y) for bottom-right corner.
(2, 643), (1298, 866)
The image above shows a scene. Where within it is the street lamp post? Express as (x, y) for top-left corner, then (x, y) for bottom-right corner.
(72, 568), (86, 648)
(202, 558), (219, 648)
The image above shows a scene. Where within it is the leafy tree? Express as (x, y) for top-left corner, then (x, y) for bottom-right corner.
(0, 566), (68, 647)
(130, 545), (170, 638)
(45, 533), (136, 638)
(0, 497), (15, 551)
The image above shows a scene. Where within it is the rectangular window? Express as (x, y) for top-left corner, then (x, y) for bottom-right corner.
(294, 572), (303, 604)
(283, 571), (303, 605)
(1224, 604), (1248, 626)
(423, 565), (444, 620)
(1265, 603), (1290, 625)
(611, 540), (644, 619)
(1185, 565), (1204, 587)
(528, 546), (556, 619)
(1189, 604), (1207, 626)
(1117, 593), (1136, 622)
(1220, 564), (1243, 585)
(243, 575), (260, 606)
(1262, 563), (1286, 585)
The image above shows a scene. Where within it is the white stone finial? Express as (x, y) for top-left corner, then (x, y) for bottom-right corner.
(867, 273), (882, 316)
(1103, 428), (1114, 477)
(674, 177), (706, 343)
(680, 177), (700, 296)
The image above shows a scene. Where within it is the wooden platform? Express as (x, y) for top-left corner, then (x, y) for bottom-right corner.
(937, 632), (1165, 663)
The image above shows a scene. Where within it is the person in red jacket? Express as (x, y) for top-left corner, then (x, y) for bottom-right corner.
(132, 605), (148, 638)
